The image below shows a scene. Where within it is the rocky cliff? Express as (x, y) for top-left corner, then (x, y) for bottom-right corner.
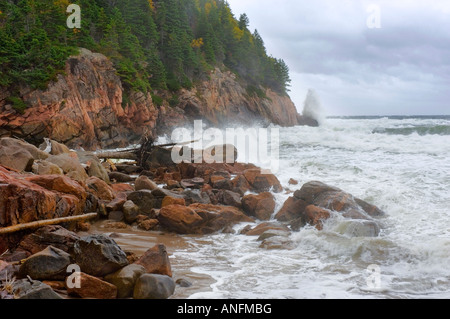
(0, 49), (305, 150)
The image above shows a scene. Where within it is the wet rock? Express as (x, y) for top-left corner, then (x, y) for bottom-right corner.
(135, 244), (172, 277)
(145, 147), (175, 168)
(257, 229), (291, 241)
(259, 236), (295, 250)
(86, 176), (115, 201)
(176, 278), (193, 288)
(111, 183), (135, 193)
(243, 169), (283, 193)
(109, 171), (134, 183)
(137, 219), (159, 231)
(106, 193), (127, 212)
(245, 222), (291, 236)
(105, 264), (146, 299)
(219, 190), (242, 208)
(122, 200), (140, 224)
(182, 189), (211, 205)
(108, 211), (124, 222)
(73, 235), (129, 277)
(241, 192), (275, 221)
(66, 272), (117, 299)
(158, 205), (203, 234)
(339, 220), (381, 238)
(230, 174), (251, 196)
(12, 278), (63, 299)
(18, 225), (80, 255)
(127, 190), (158, 215)
(87, 159), (110, 184)
(288, 178), (299, 185)
(135, 175), (158, 191)
(19, 246), (71, 281)
(304, 205), (332, 231)
(275, 197), (308, 222)
(133, 274), (175, 299)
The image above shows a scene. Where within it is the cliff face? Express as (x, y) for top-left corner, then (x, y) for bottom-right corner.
(0, 49), (302, 150)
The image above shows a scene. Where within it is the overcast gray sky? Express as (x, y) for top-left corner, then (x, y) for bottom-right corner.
(227, 0), (450, 116)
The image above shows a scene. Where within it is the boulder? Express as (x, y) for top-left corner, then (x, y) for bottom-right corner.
(0, 167), (83, 227)
(230, 174), (251, 196)
(244, 222), (291, 236)
(182, 189), (211, 205)
(135, 175), (158, 191)
(109, 171), (134, 183)
(32, 160), (64, 175)
(106, 193), (127, 212)
(73, 235), (129, 277)
(0, 144), (34, 172)
(111, 183), (134, 193)
(137, 219), (159, 231)
(133, 274), (175, 299)
(162, 196), (186, 208)
(87, 159), (110, 184)
(219, 190), (242, 208)
(135, 244), (172, 277)
(157, 205), (203, 234)
(11, 278), (63, 299)
(275, 197), (308, 222)
(86, 176), (115, 201)
(127, 190), (158, 215)
(243, 169), (283, 193)
(241, 192), (275, 221)
(304, 205), (332, 231)
(0, 138), (49, 160)
(19, 246), (71, 281)
(18, 225), (80, 255)
(46, 153), (89, 183)
(66, 272), (117, 299)
(105, 264), (146, 299)
(338, 220), (381, 238)
(122, 200), (140, 224)
(189, 203), (254, 235)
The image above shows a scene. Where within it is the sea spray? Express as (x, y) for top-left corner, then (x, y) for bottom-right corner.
(303, 89), (326, 125)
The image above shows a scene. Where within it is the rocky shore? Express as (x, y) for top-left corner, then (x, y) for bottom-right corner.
(0, 137), (386, 299)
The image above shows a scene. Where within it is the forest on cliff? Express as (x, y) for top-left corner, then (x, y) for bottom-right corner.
(0, 0), (291, 111)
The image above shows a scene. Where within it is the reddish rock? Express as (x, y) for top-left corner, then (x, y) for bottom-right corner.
(245, 222), (291, 236)
(137, 219), (159, 231)
(288, 178), (299, 185)
(135, 175), (158, 191)
(241, 192), (275, 221)
(86, 176), (115, 201)
(111, 183), (134, 194)
(18, 225), (80, 255)
(66, 272), (117, 299)
(304, 205), (332, 230)
(275, 197), (308, 222)
(135, 244), (172, 277)
(0, 166), (88, 227)
(161, 196), (186, 208)
(243, 169), (283, 193)
(157, 205), (203, 234)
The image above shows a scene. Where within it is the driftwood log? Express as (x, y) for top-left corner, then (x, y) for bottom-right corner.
(0, 213), (98, 235)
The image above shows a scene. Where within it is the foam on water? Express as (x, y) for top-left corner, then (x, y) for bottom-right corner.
(173, 116), (450, 299)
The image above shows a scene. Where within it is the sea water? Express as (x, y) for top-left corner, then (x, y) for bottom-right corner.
(109, 116), (450, 299)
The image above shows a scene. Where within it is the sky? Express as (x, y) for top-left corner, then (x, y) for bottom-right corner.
(227, 0), (450, 116)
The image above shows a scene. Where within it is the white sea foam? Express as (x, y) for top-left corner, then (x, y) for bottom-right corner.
(173, 117), (450, 299)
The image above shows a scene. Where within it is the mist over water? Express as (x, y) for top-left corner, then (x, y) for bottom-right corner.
(302, 89), (326, 125)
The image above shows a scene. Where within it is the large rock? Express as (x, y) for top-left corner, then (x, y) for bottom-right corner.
(241, 192), (275, 221)
(19, 246), (71, 280)
(66, 272), (117, 299)
(277, 181), (385, 236)
(73, 235), (129, 277)
(11, 278), (63, 299)
(105, 264), (146, 299)
(46, 153), (89, 183)
(133, 274), (175, 300)
(0, 167), (85, 227)
(243, 169), (283, 193)
(32, 160), (64, 175)
(157, 205), (203, 234)
(127, 190), (158, 215)
(135, 244), (172, 277)
(122, 200), (140, 224)
(86, 176), (115, 201)
(18, 225), (80, 255)
(0, 144), (35, 172)
(135, 175), (158, 191)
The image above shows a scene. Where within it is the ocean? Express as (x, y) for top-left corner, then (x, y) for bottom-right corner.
(106, 115), (450, 299)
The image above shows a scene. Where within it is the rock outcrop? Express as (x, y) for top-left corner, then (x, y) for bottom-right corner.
(0, 50), (310, 151)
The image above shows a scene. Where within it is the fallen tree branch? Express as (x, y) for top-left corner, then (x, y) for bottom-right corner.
(0, 213), (98, 235)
